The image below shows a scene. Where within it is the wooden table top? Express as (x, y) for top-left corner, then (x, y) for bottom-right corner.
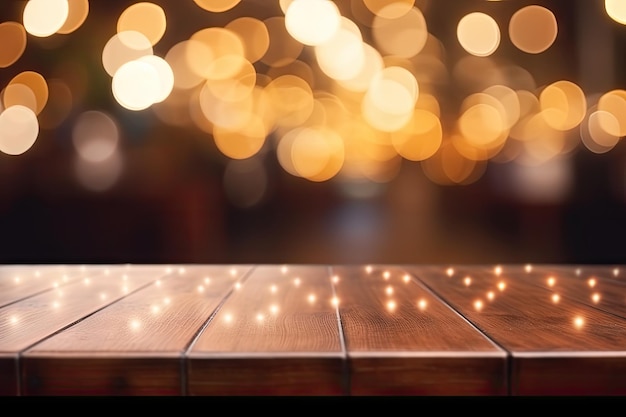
(1, 263), (625, 396)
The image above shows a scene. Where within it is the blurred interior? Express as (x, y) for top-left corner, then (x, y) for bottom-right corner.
(1, 0), (626, 266)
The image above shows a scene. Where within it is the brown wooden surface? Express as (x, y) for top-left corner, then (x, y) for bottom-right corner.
(187, 265), (345, 395)
(511, 264), (626, 319)
(332, 265), (507, 395)
(0, 265), (165, 395)
(0, 353), (18, 396)
(408, 264), (626, 395)
(2, 264), (626, 396)
(21, 265), (249, 395)
(0, 265), (100, 308)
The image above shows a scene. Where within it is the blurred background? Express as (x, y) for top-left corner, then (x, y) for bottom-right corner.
(1, 0), (626, 265)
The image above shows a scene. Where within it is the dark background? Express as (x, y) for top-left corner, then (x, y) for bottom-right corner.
(1, 0), (625, 266)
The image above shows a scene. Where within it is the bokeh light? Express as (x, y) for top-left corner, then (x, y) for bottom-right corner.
(0, 105), (39, 155)
(285, 0), (341, 46)
(22, 0), (69, 37)
(457, 12), (500, 57)
(0, 22), (27, 68)
(117, 2), (167, 46)
(0, 0), (625, 265)
(605, 0), (626, 25)
(509, 5), (558, 54)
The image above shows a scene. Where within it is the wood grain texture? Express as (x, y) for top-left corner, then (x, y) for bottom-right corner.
(187, 265), (345, 395)
(333, 265), (507, 395)
(21, 265), (248, 395)
(3, 264), (626, 396)
(409, 265), (626, 395)
(0, 265), (164, 352)
(512, 264), (626, 319)
(0, 265), (99, 308)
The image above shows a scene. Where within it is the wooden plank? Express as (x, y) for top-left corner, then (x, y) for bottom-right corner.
(0, 264), (161, 395)
(409, 265), (626, 395)
(0, 353), (18, 396)
(187, 265), (345, 395)
(0, 265), (103, 308)
(21, 265), (248, 395)
(500, 264), (626, 320)
(333, 265), (507, 395)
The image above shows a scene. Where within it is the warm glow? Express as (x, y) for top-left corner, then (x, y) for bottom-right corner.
(552, 293), (560, 303)
(137, 55), (174, 104)
(547, 276), (556, 287)
(525, 264), (533, 273)
(597, 90), (626, 137)
(364, 0), (415, 19)
(194, 0), (241, 13)
(457, 12), (500, 57)
(308, 293), (316, 303)
(539, 80), (586, 131)
(285, 0), (341, 46)
(0, 105), (39, 155)
(0, 22), (27, 68)
(497, 281), (506, 291)
(474, 299), (484, 311)
(112, 59), (162, 111)
(117, 2), (166, 46)
(372, 5), (429, 58)
(446, 267), (454, 277)
(509, 5), (558, 54)
(487, 291), (495, 301)
(592, 293), (601, 304)
(588, 278), (597, 288)
(331, 296), (339, 306)
(573, 316), (585, 329)
(8, 71), (49, 115)
(464, 276), (472, 286)
(417, 298), (427, 310)
(605, 0), (626, 25)
(102, 31), (153, 78)
(314, 17), (365, 81)
(336, 42), (383, 93)
(23, 0), (69, 37)
(386, 300), (396, 311)
(261, 16), (303, 68)
(225, 17), (269, 64)
(385, 285), (393, 295)
(392, 109), (442, 161)
(58, 0), (89, 35)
